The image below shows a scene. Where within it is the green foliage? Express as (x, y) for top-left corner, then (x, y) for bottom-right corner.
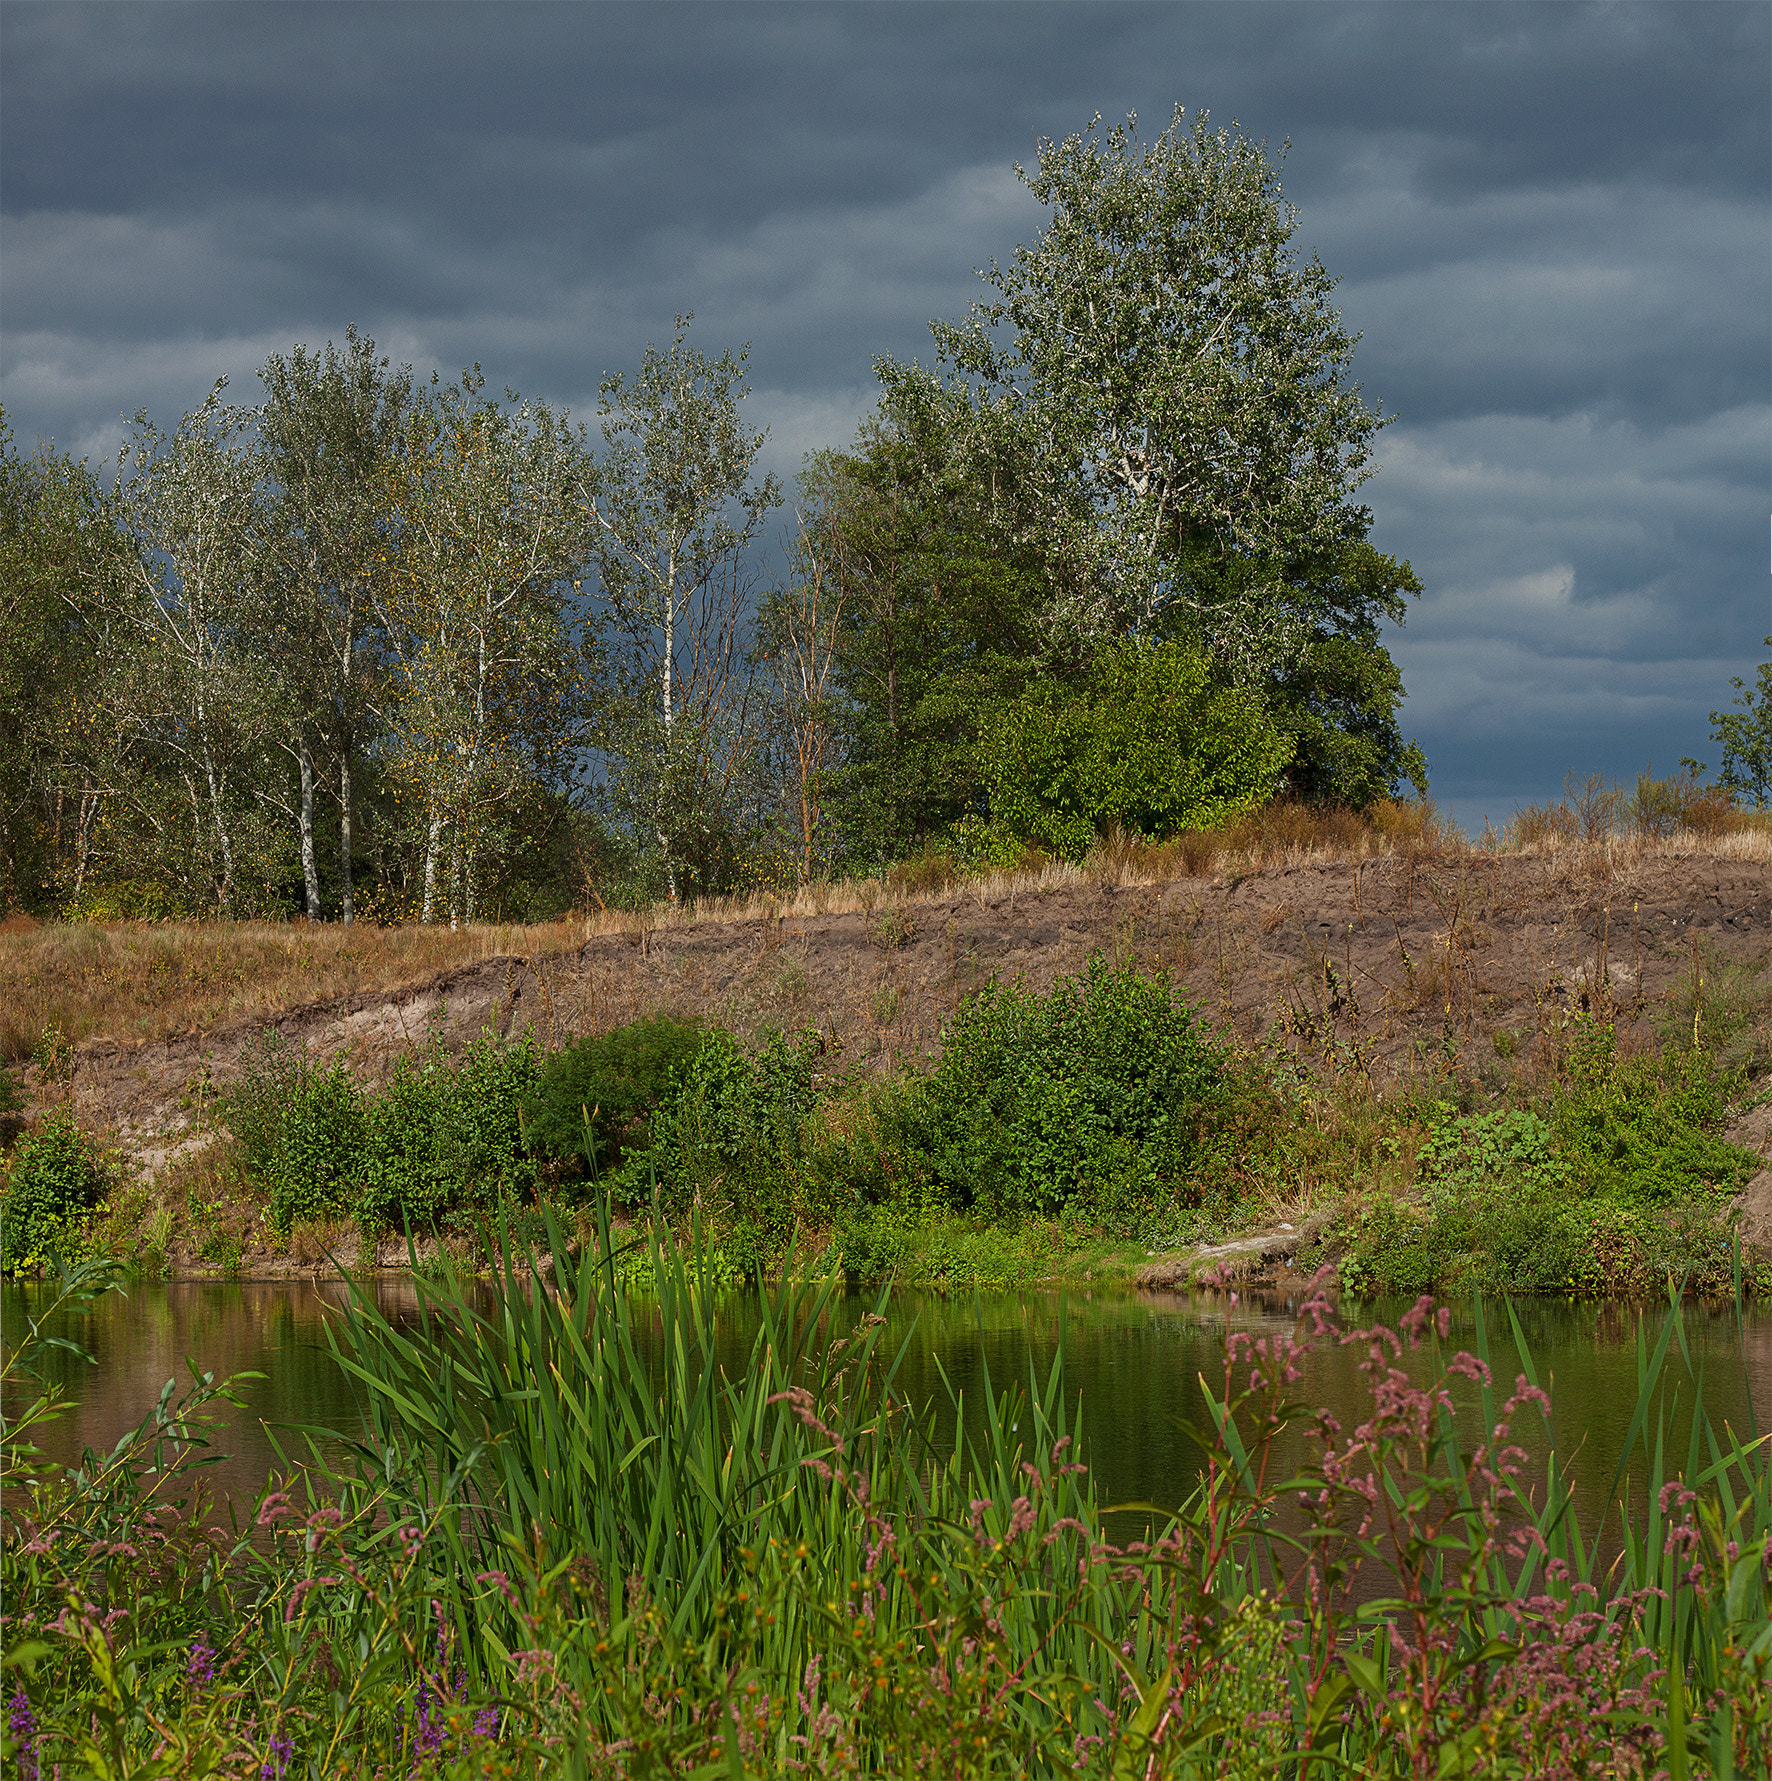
(1708, 636), (1772, 807)
(0, 1109), (107, 1274)
(1336, 1036), (1759, 1298)
(222, 1025), (541, 1235)
(1242, 539), (1430, 805)
(219, 1027), (303, 1178)
(358, 1031), (541, 1232)
(1556, 1025), (1755, 1207)
(522, 1014), (703, 1178)
(981, 637), (1292, 859)
(264, 1055), (366, 1232)
(61, 877), (193, 922)
(928, 105), (1387, 644)
(620, 1028), (827, 1242)
(1417, 1106), (1568, 1192)
(814, 395), (1061, 863)
(914, 957), (1230, 1217)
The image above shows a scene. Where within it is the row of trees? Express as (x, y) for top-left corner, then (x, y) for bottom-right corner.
(1, 107), (1431, 922)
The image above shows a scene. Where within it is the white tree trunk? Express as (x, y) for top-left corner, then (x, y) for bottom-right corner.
(297, 737), (321, 919)
(422, 804), (442, 922)
(339, 754), (353, 926)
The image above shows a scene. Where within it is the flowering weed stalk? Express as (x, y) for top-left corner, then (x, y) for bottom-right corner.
(4, 1231), (1771, 1775)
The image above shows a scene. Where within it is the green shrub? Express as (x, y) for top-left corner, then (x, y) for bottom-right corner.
(358, 1031), (541, 1231)
(1335, 1048), (1758, 1297)
(222, 1028), (308, 1179)
(979, 637), (1292, 859)
(1417, 1107), (1568, 1193)
(913, 957), (1230, 1217)
(221, 1029), (364, 1232)
(620, 1028), (827, 1240)
(224, 1026), (542, 1235)
(522, 1015), (703, 1178)
(1555, 1027), (1755, 1207)
(265, 1055), (366, 1232)
(0, 1110), (107, 1273)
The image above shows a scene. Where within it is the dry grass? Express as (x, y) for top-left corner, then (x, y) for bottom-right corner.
(1502, 771), (1772, 855)
(7, 791), (1768, 1061)
(0, 916), (592, 1056)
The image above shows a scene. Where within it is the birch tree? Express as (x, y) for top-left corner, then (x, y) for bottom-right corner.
(0, 417), (126, 910)
(378, 373), (595, 926)
(109, 384), (285, 913)
(586, 319), (781, 900)
(255, 327), (412, 921)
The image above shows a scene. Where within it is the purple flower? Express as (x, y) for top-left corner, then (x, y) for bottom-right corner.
(188, 1632), (216, 1692)
(414, 1679), (446, 1761)
(261, 1730), (293, 1780)
(472, 1707), (498, 1740)
(7, 1688), (38, 1781)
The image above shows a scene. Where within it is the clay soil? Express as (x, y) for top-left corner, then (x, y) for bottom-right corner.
(33, 843), (1772, 1191)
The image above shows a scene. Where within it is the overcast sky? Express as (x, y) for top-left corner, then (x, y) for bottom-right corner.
(3, 0), (1767, 832)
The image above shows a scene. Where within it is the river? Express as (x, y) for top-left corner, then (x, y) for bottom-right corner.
(7, 1276), (1771, 1542)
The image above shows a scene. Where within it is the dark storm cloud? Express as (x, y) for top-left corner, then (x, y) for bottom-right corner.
(3, 1), (1767, 826)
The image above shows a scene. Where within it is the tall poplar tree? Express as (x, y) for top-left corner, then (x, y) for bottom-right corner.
(255, 327), (413, 922)
(586, 318), (781, 899)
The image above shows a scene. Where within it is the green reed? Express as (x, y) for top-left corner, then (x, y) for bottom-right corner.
(4, 1228), (1772, 1776)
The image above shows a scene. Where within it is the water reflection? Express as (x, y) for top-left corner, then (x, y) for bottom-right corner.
(7, 1277), (1771, 1544)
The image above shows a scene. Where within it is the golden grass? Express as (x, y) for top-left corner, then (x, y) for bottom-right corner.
(6, 792), (1767, 1060)
(0, 916), (593, 1057)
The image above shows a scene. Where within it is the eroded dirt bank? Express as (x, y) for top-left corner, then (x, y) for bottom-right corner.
(34, 846), (1771, 1209)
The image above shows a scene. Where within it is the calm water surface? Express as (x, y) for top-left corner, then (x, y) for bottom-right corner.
(8, 1278), (1772, 1537)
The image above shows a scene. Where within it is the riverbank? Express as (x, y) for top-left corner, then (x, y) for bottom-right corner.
(5, 836), (1772, 1299)
(7, 1236), (1771, 1777)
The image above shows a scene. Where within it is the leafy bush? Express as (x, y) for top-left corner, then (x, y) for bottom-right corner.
(222, 1028), (309, 1176)
(979, 637), (1292, 859)
(913, 957), (1230, 1217)
(1628, 762), (1737, 839)
(358, 1031), (540, 1231)
(522, 1014), (703, 1178)
(263, 1055), (366, 1233)
(1335, 1045), (1759, 1297)
(0, 1109), (107, 1273)
(223, 1026), (541, 1235)
(222, 1028), (364, 1230)
(61, 876), (191, 921)
(1555, 1026), (1755, 1207)
(619, 1027), (827, 1239)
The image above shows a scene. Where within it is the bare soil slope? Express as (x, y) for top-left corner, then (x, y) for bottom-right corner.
(35, 845), (1772, 1182)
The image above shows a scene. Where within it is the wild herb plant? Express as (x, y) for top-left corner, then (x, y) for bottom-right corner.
(0, 1108), (109, 1274)
(9, 1221), (1769, 1776)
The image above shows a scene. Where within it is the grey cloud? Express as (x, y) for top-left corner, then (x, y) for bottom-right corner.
(3, 0), (1766, 821)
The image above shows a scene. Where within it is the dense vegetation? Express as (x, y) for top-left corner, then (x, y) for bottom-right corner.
(5, 1234), (1771, 1776)
(4, 934), (1762, 1304)
(1, 107), (1439, 926)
